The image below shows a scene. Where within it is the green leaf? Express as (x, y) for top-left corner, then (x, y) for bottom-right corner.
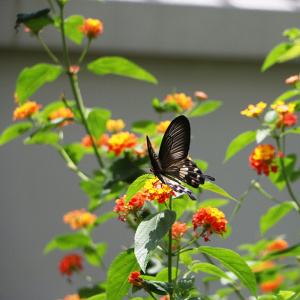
(264, 243), (300, 261)
(44, 233), (92, 253)
(87, 57), (157, 84)
(155, 267), (178, 282)
(86, 294), (106, 300)
(16, 64), (63, 104)
(269, 154), (297, 190)
(0, 123), (33, 146)
(283, 28), (300, 40)
(24, 132), (59, 145)
(223, 130), (257, 163)
(260, 202), (294, 235)
(261, 43), (294, 71)
(275, 89), (300, 102)
(87, 108), (111, 139)
(201, 182), (236, 201)
(191, 263), (233, 281)
(152, 97), (181, 113)
(278, 44), (300, 63)
(16, 8), (53, 34)
(198, 199), (229, 208)
(190, 100), (222, 117)
(131, 120), (157, 135)
(64, 15), (84, 44)
(291, 99), (300, 112)
(256, 128), (271, 143)
(84, 243), (108, 266)
(281, 127), (300, 137)
(193, 159), (208, 172)
(79, 282), (106, 299)
(106, 248), (140, 300)
(172, 195), (188, 220)
(197, 246), (257, 298)
(145, 281), (173, 296)
(135, 210), (176, 272)
(63, 143), (85, 165)
(125, 174), (150, 204)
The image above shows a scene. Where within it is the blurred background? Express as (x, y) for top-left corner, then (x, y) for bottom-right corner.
(1, 0), (300, 299)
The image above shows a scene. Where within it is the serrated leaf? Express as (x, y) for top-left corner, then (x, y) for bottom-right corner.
(106, 248), (140, 300)
(125, 174), (151, 204)
(87, 108), (111, 139)
(16, 64), (63, 104)
(261, 42), (294, 71)
(190, 100), (222, 117)
(260, 202), (294, 235)
(44, 233), (92, 253)
(0, 123), (33, 146)
(256, 128), (271, 143)
(191, 263), (233, 281)
(87, 57), (157, 84)
(131, 120), (157, 135)
(223, 131), (257, 163)
(135, 210), (176, 272)
(201, 182), (236, 201)
(64, 15), (84, 44)
(197, 246), (257, 298)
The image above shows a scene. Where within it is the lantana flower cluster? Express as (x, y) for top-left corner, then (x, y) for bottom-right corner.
(58, 254), (83, 277)
(164, 93), (194, 111)
(63, 209), (97, 230)
(13, 100), (42, 120)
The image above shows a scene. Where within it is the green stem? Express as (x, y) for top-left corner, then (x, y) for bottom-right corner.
(78, 38), (92, 64)
(168, 195), (173, 285)
(46, 0), (57, 15)
(229, 178), (259, 222)
(275, 137), (300, 212)
(36, 34), (60, 64)
(253, 182), (282, 204)
(146, 290), (158, 300)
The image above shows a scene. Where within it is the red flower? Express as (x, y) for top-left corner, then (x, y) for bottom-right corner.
(276, 112), (298, 128)
(58, 254), (83, 276)
(192, 206), (227, 242)
(249, 144), (278, 176)
(128, 271), (143, 286)
(260, 274), (284, 293)
(171, 222), (190, 240)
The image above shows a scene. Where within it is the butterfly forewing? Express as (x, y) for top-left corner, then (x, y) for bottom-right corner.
(159, 116), (190, 168)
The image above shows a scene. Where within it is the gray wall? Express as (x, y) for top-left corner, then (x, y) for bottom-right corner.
(1, 1), (300, 299)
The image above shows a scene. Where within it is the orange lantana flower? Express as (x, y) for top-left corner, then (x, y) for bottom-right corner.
(128, 271), (144, 286)
(192, 206), (227, 242)
(249, 144), (278, 176)
(164, 93), (194, 110)
(78, 18), (103, 38)
(156, 120), (171, 133)
(58, 254), (83, 277)
(106, 119), (126, 133)
(260, 274), (284, 293)
(171, 221), (190, 240)
(63, 209), (97, 230)
(81, 135), (97, 148)
(49, 107), (74, 128)
(266, 239), (289, 253)
(114, 194), (145, 222)
(13, 101), (42, 120)
(252, 260), (276, 273)
(108, 131), (138, 156)
(142, 178), (175, 204)
(241, 101), (267, 118)
(98, 133), (109, 147)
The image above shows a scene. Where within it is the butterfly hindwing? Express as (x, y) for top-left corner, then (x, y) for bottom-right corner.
(147, 115), (215, 200)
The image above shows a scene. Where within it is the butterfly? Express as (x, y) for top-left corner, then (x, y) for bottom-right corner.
(146, 115), (215, 200)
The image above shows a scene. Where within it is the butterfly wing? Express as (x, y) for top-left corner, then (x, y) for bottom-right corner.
(146, 135), (163, 173)
(158, 115), (190, 168)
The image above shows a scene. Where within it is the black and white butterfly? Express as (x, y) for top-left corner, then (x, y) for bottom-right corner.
(146, 115), (215, 200)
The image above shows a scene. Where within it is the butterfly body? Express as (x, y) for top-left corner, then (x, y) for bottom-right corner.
(147, 115), (215, 200)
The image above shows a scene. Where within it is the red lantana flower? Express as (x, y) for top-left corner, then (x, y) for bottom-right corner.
(171, 221), (190, 240)
(192, 206), (227, 242)
(58, 254), (83, 276)
(128, 271), (143, 286)
(78, 18), (103, 38)
(114, 193), (145, 222)
(249, 144), (278, 176)
(276, 112), (298, 128)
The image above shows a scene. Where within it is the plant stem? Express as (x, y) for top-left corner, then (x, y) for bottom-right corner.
(253, 182), (282, 204)
(275, 136), (300, 212)
(168, 195), (173, 285)
(78, 38), (92, 64)
(59, 5), (104, 169)
(36, 34), (60, 64)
